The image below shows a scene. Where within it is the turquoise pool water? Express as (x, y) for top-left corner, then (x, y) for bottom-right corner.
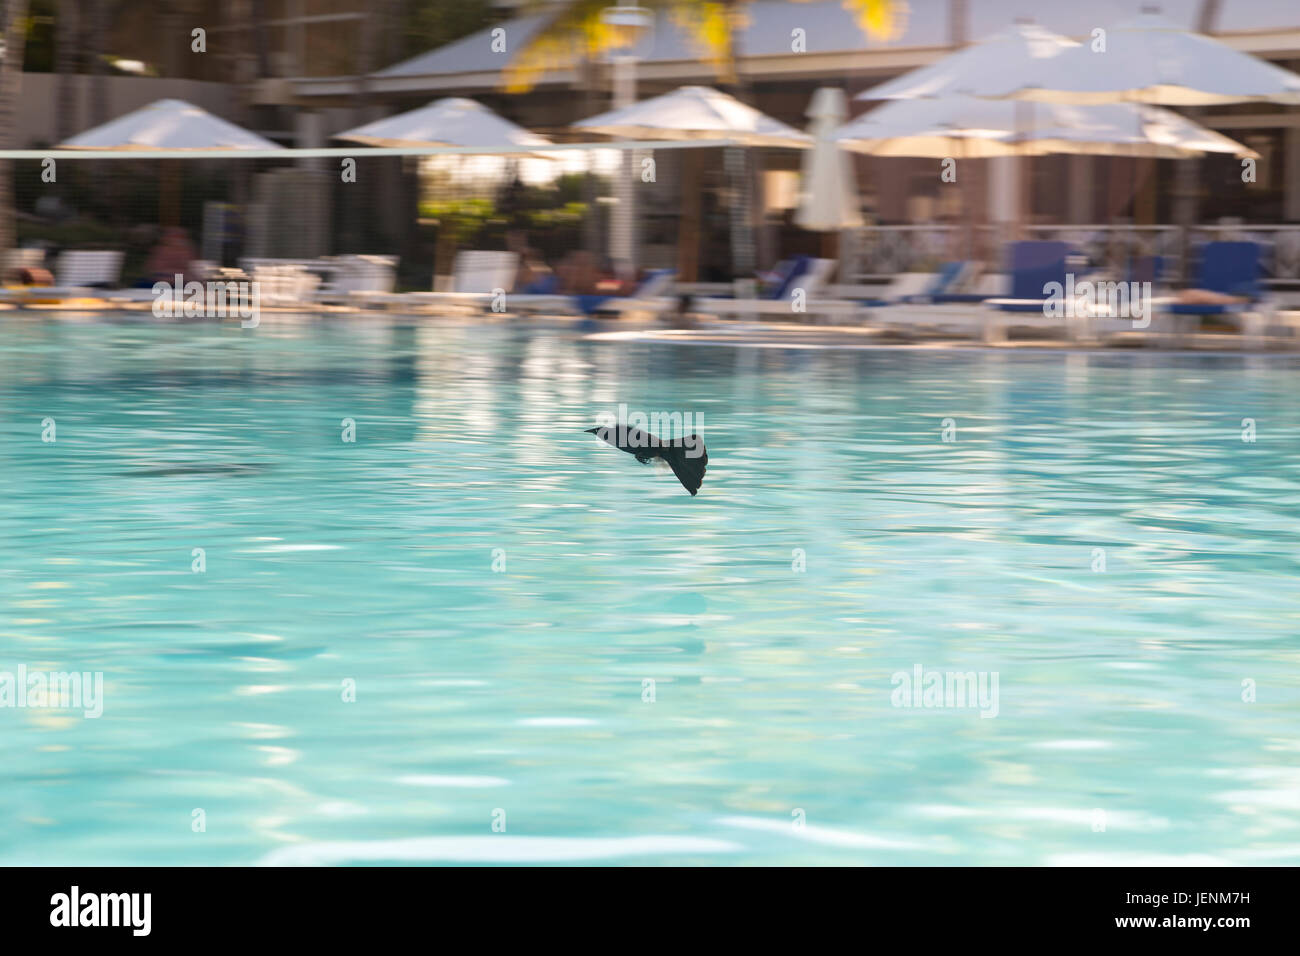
(2, 315), (1298, 866)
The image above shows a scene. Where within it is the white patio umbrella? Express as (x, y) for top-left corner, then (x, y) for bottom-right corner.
(58, 98), (280, 150)
(574, 85), (811, 282)
(837, 92), (1255, 267)
(837, 97), (1257, 159)
(334, 97), (553, 153)
(796, 88), (863, 231)
(981, 11), (1300, 260)
(859, 22), (1078, 101)
(572, 85), (813, 148)
(337, 98), (554, 284)
(856, 23), (1084, 242)
(58, 99), (279, 228)
(987, 11), (1300, 106)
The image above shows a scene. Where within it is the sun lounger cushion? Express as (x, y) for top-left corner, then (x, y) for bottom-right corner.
(1165, 241), (1261, 316)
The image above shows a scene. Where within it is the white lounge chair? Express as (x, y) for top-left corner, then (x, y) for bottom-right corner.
(399, 251), (519, 312)
(56, 250), (124, 289)
(0, 250), (125, 304)
(860, 274), (1009, 339)
(252, 264), (321, 306)
(334, 255), (398, 295)
(694, 259), (862, 321)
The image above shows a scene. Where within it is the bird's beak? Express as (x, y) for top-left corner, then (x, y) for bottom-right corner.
(585, 427), (600, 434)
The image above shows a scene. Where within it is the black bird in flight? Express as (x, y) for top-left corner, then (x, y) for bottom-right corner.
(586, 425), (708, 496)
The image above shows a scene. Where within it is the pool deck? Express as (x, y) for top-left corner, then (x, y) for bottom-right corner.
(5, 295), (1300, 351)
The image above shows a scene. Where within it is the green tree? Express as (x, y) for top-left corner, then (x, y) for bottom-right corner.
(399, 0), (495, 62)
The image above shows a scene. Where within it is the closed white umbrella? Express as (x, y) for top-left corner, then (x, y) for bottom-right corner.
(58, 99), (279, 150)
(335, 97), (553, 152)
(989, 11), (1300, 106)
(796, 88), (862, 230)
(837, 96), (1256, 159)
(573, 85), (812, 148)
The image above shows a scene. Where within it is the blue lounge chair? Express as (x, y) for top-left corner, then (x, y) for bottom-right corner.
(986, 241), (1070, 312)
(982, 241), (1082, 342)
(509, 269), (676, 317)
(740, 255), (814, 301)
(1149, 241), (1263, 344)
(575, 269), (676, 316)
(1164, 241), (1260, 317)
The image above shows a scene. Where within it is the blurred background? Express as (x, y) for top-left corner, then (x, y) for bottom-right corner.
(0, 0), (1297, 291)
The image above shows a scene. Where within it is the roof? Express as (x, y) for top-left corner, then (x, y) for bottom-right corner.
(293, 0), (1300, 96)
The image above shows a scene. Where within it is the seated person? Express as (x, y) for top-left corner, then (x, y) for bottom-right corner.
(145, 227), (197, 284)
(506, 231), (554, 293)
(1174, 288), (1250, 305)
(556, 250), (600, 295)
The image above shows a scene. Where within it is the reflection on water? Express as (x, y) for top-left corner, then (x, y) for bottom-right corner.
(1, 315), (1299, 865)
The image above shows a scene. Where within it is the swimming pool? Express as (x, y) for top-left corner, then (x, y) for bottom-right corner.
(2, 315), (1297, 865)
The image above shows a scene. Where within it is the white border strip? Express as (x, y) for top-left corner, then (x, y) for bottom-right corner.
(0, 140), (741, 160)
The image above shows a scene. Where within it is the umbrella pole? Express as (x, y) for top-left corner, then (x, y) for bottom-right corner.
(1012, 99), (1029, 243)
(1128, 93), (1140, 275)
(1020, 100), (1035, 243)
(677, 147), (702, 283)
(160, 161), (181, 227)
(959, 136), (972, 262)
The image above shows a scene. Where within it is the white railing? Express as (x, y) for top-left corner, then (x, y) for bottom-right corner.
(1024, 225), (1182, 277)
(846, 225), (972, 279)
(844, 223), (1300, 285)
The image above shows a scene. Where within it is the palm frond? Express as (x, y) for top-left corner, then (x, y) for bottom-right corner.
(504, 0), (907, 93)
(504, 0), (665, 94)
(669, 2), (735, 84)
(838, 0), (908, 43)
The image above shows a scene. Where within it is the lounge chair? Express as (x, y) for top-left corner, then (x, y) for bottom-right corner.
(858, 272), (944, 307)
(933, 265), (1004, 304)
(866, 261), (978, 306)
(252, 263), (321, 307)
(400, 250), (520, 312)
(858, 262), (989, 308)
(693, 258), (862, 321)
(1150, 241), (1269, 345)
(983, 241), (1083, 343)
(858, 273), (1006, 339)
(0, 250), (125, 304)
(508, 269), (677, 317)
(1083, 253), (1173, 344)
(56, 250), (124, 290)
(327, 255), (399, 306)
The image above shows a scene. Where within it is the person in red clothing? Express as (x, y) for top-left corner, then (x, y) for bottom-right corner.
(145, 227), (197, 283)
